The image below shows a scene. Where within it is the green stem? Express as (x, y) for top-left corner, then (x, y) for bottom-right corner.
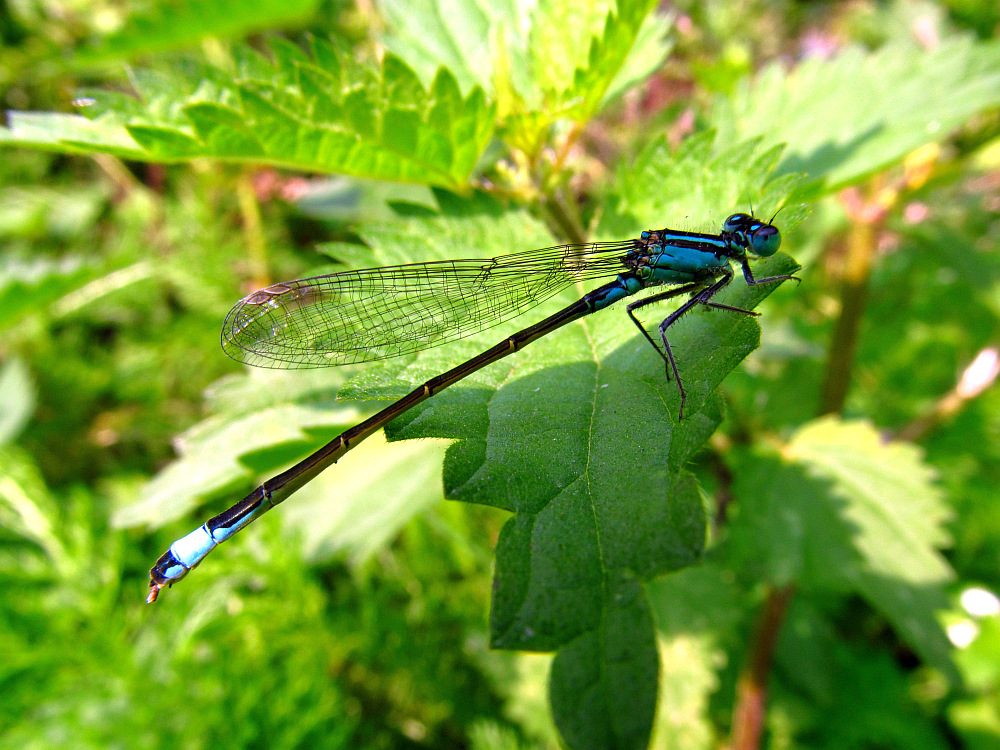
(543, 191), (588, 245)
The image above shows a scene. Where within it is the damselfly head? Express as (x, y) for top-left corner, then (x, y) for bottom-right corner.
(723, 213), (781, 258)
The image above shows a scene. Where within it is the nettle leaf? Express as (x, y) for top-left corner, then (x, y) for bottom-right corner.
(381, 246), (797, 748)
(714, 36), (1000, 190)
(600, 131), (808, 239)
(549, 578), (659, 750)
(725, 418), (957, 682)
(380, 0), (669, 127)
(114, 368), (353, 530)
(566, 0), (670, 118)
(116, 367), (450, 572)
(282, 433), (450, 566)
(113, 401), (364, 529)
(122, 134), (796, 747)
(322, 170), (798, 745)
(0, 38), (495, 189)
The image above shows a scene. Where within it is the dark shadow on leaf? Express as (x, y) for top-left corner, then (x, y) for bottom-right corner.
(647, 456), (861, 639)
(776, 122), (882, 184)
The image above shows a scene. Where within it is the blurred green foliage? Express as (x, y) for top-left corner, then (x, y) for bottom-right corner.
(2, 0), (1000, 749)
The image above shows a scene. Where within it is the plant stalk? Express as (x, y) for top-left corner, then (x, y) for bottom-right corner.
(730, 584), (796, 750)
(236, 169), (270, 290)
(818, 184), (891, 415)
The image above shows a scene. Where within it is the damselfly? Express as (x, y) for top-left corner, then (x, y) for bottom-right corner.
(147, 213), (795, 602)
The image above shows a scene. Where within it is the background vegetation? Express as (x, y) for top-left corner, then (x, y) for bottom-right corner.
(2, 0), (1000, 748)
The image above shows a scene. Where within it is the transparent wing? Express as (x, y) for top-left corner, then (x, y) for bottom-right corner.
(222, 241), (635, 368)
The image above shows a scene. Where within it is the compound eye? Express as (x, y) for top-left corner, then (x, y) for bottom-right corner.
(751, 224), (781, 257)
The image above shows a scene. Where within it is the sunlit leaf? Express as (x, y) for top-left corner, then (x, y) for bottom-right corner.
(1, 39), (495, 189)
(726, 417), (957, 681)
(715, 37), (1000, 189)
(76, 0), (322, 65)
(0, 359), (35, 446)
(380, 0), (670, 135)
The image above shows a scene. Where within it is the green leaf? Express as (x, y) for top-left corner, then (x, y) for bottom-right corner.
(0, 358), (35, 446)
(281, 432), (450, 565)
(123, 147), (798, 747)
(0, 112), (143, 159)
(0, 254), (95, 328)
(549, 577), (659, 750)
(380, 0), (670, 129)
(0, 184), (109, 240)
(331, 186), (798, 747)
(74, 0), (322, 66)
(387, 247), (795, 744)
(0, 38), (496, 189)
(0, 446), (70, 577)
(115, 365), (449, 568)
(112, 401), (364, 528)
(599, 132), (807, 239)
(714, 36), (1000, 190)
(567, 0), (671, 118)
(725, 417), (957, 682)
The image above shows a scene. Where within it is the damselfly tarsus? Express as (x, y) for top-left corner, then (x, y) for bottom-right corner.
(147, 213), (795, 602)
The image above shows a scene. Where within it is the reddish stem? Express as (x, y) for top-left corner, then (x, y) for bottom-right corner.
(730, 584), (796, 750)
